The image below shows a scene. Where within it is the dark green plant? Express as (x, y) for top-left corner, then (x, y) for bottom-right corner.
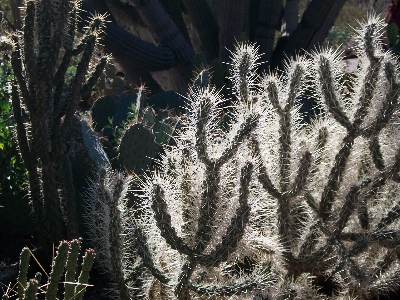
(0, 0), (108, 246)
(1, 239), (95, 300)
(387, 22), (400, 54)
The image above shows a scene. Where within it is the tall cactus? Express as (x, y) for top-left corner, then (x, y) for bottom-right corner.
(0, 0), (107, 246)
(86, 16), (400, 298)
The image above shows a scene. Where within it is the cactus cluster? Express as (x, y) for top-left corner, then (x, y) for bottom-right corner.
(85, 16), (400, 299)
(90, 87), (180, 174)
(1, 240), (95, 300)
(0, 0), (108, 245)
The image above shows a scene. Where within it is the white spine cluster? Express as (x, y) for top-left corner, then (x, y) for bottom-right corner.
(86, 16), (400, 299)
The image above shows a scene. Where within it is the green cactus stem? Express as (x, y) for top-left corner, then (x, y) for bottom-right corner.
(17, 247), (30, 298)
(74, 248), (95, 300)
(46, 241), (69, 300)
(64, 239), (81, 300)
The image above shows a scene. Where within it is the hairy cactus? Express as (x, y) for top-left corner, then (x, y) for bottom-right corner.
(84, 167), (133, 299)
(86, 16), (400, 299)
(0, 0), (108, 246)
(2, 240), (95, 300)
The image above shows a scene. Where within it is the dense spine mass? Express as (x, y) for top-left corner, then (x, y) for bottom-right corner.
(85, 16), (400, 299)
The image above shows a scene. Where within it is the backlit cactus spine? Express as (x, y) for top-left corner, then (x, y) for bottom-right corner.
(1, 0), (108, 246)
(85, 16), (400, 299)
(84, 167), (134, 299)
(129, 16), (400, 299)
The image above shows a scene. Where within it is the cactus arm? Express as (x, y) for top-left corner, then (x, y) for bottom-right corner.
(363, 23), (380, 62)
(376, 202), (400, 231)
(332, 180), (371, 237)
(109, 175), (131, 300)
(80, 56), (108, 97)
(136, 227), (170, 284)
(369, 136), (385, 171)
(45, 241), (69, 300)
(195, 96), (212, 165)
(129, 0), (194, 82)
(189, 280), (258, 297)
(285, 64), (304, 110)
(278, 111), (292, 193)
(319, 135), (355, 221)
(266, 79), (284, 115)
(298, 221), (322, 257)
(249, 137), (281, 199)
(216, 115), (260, 167)
(58, 35), (96, 155)
(10, 45), (34, 114)
(361, 62), (400, 138)
(74, 248), (95, 300)
(64, 239), (81, 300)
(23, 1), (36, 82)
(318, 55), (352, 130)
(197, 163), (253, 267)
(24, 279), (39, 300)
(286, 151), (312, 198)
(151, 185), (193, 255)
(357, 199), (369, 230)
(17, 247), (31, 298)
(352, 58), (382, 130)
(304, 192), (319, 213)
(11, 84), (43, 221)
(174, 259), (196, 300)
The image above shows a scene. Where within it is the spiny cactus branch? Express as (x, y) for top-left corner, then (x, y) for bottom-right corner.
(151, 185), (193, 256)
(318, 55), (352, 130)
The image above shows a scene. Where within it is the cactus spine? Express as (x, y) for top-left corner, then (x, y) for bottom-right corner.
(84, 16), (400, 299)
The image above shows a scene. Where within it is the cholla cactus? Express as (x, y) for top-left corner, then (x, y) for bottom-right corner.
(87, 16), (400, 299)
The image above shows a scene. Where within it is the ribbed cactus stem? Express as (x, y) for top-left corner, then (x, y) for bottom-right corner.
(24, 279), (39, 300)
(64, 239), (81, 300)
(46, 241), (69, 300)
(74, 248), (95, 300)
(23, 1), (36, 82)
(17, 247), (30, 298)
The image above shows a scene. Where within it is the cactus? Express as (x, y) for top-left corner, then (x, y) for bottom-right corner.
(85, 16), (400, 298)
(2, 240), (95, 300)
(0, 0), (108, 246)
(84, 167), (133, 299)
(119, 124), (156, 175)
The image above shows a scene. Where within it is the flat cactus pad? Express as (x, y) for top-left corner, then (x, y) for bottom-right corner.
(119, 124), (156, 174)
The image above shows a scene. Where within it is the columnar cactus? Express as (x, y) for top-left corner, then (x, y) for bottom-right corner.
(0, 0), (107, 245)
(86, 17), (400, 299)
(2, 240), (95, 300)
